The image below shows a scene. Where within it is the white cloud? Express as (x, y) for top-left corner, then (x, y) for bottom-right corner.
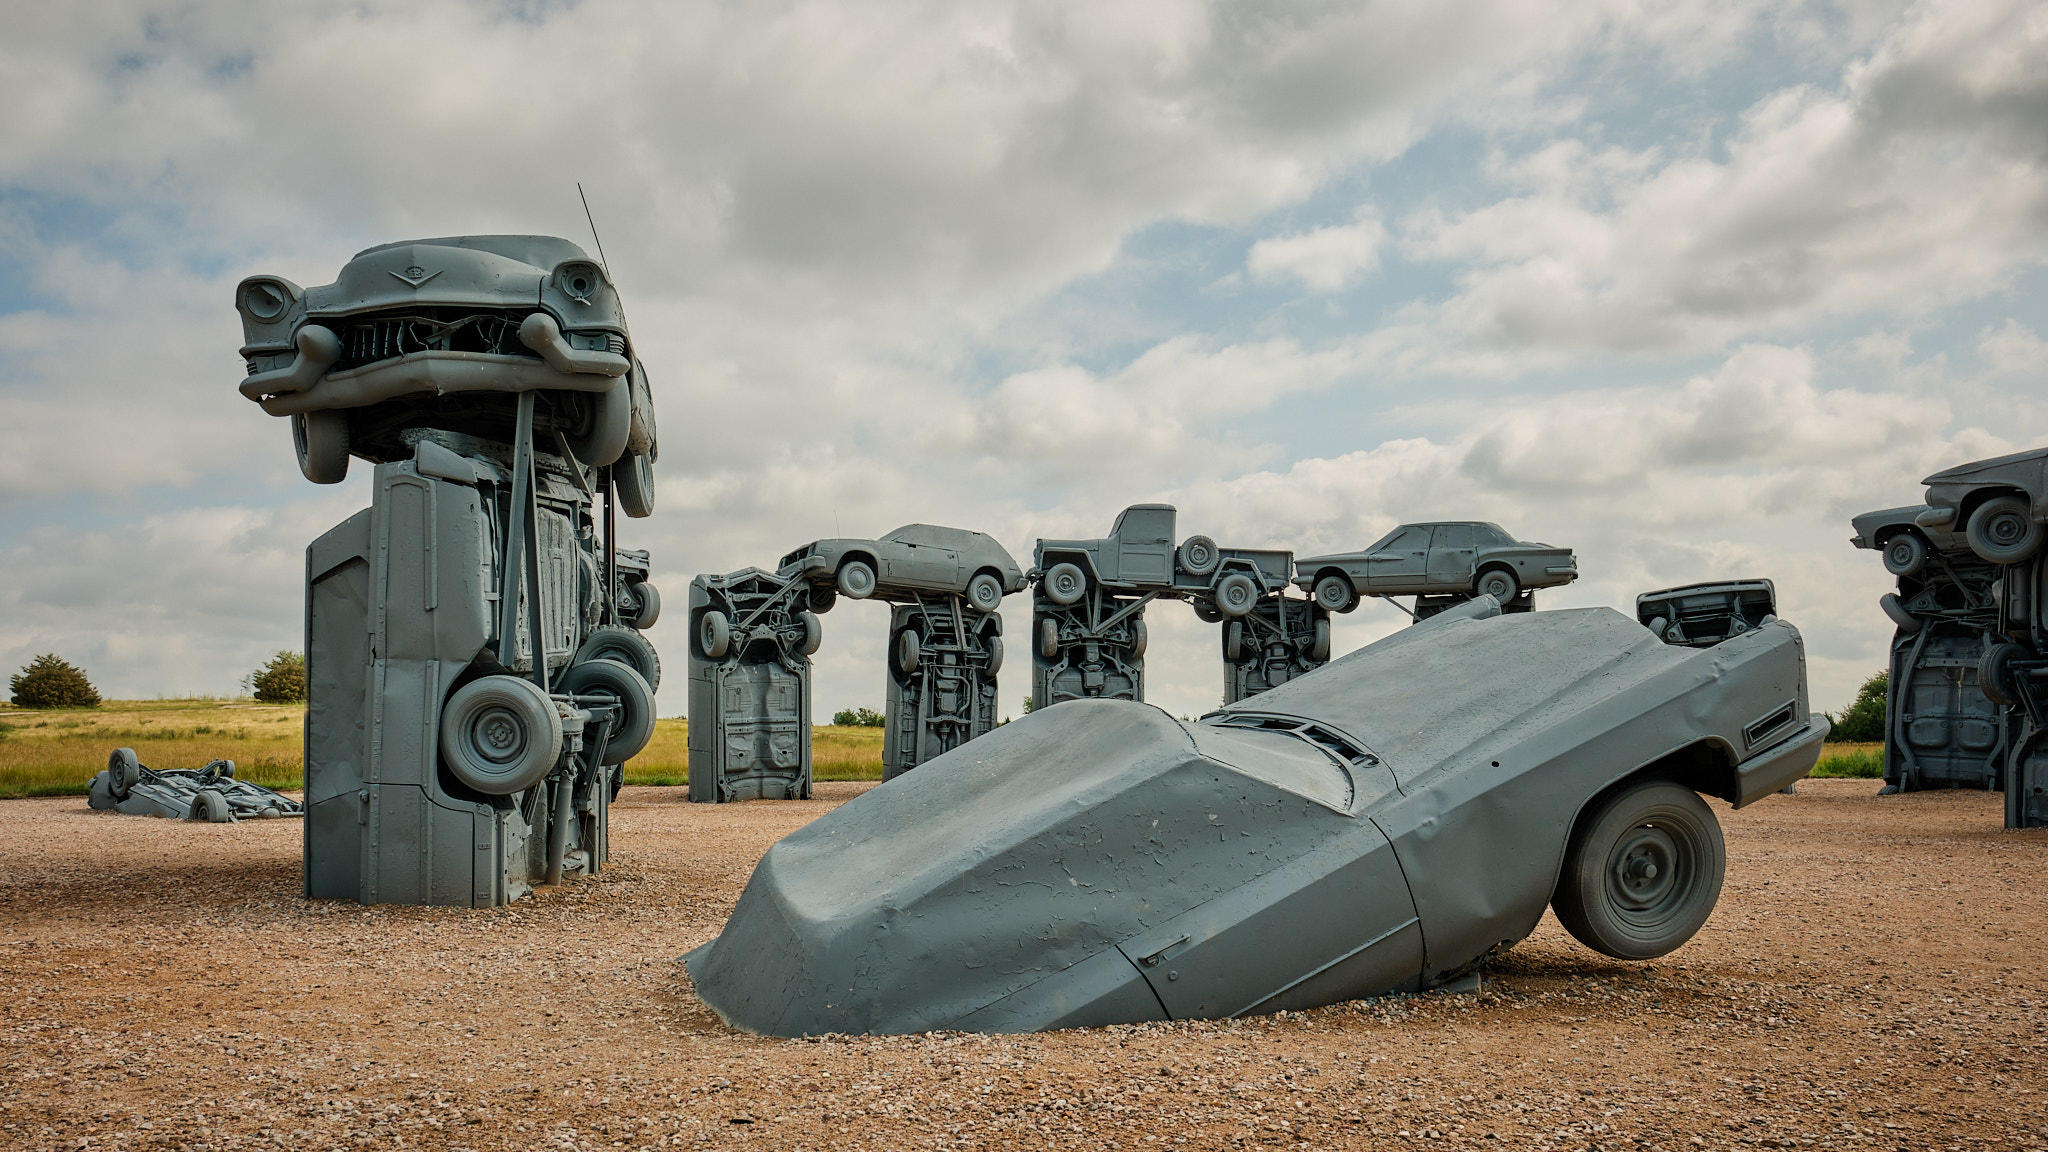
(1247, 210), (1385, 292)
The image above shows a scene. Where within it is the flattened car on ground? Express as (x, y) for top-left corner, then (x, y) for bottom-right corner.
(686, 597), (1827, 1036)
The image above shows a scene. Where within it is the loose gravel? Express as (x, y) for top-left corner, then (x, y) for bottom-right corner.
(2, 779), (2043, 1151)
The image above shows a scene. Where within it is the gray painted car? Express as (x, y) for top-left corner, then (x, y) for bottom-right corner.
(236, 234), (659, 516)
(1915, 447), (2048, 565)
(686, 594), (1824, 1037)
(1295, 521), (1577, 612)
(779, 524), (1025, 613)
(1849, 505), (1968, 578)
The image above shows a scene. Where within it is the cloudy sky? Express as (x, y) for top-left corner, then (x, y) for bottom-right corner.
(3, 0), (2045, 723)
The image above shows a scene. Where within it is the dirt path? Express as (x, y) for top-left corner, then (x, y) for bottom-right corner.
(2, 779), (2043, 1151)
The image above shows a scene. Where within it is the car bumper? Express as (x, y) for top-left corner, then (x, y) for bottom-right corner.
(1731, 719), (1829, 808)
(1914, 505), (1958, 529)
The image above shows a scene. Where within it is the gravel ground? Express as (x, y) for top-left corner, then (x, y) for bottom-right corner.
(3, 778), (2044, 1152)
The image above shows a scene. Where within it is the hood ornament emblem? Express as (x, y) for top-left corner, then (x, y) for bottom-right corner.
(389, 265), (440, 288)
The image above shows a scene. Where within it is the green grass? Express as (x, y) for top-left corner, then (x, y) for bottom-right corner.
(0, 700), (886, 799)
(1811, 742), (1884, 779)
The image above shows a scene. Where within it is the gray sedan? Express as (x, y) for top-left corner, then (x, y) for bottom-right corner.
(780, 524), (1025, 612)
(1295, 521), (1577, 612)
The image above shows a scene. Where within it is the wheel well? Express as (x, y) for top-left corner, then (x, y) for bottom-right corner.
(1557, 739), (1739, 881)
(1039, 551), (1098, 580)
(1957, 486), (2030, 527)
(1474, 561), (1516, 586)
(1312, 566), (1349, 586)
(837, 550), (878, 574)
(1873, 526), (1924, 547)
(970, 565), (1004, 586)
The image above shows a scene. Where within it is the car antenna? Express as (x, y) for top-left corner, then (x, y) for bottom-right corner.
(577, 182), (632, 339)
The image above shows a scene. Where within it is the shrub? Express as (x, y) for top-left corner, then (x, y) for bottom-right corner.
(9, 654), (102, 709)
(1825, 671), (1887, 743)
(831, 706), (885, 727)
(250, 650), (307, 704)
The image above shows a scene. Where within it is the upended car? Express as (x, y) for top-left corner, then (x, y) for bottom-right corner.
(686, 595), (1825, 1036)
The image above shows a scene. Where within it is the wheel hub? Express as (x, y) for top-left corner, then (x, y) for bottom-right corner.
(1608, 826), (1679, 913)
(476, 707), (527, 762)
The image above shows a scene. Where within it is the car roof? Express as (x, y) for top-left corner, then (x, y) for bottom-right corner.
(881, 524), (991, 549)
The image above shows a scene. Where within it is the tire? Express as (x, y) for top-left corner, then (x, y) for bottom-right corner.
(188, 789), (233, 824)
(697, 610), (732, 660)
(807, 585), (837, 615)
(797, 611), (823, 656)
(1312, 573), (1356, 614)
(1966, 496), (2041, 564)
(966, 571), (1006, 613)
(1980, 641), (2025, 707)
(1192, 599), (1224, 624)
(986, 636), (1004, 675)
(622, 581), (661, 630)
(1178, 535), (1219, 577)
(1881, 533), (1928, 578)
(893, 628), (922, 675)
(556, 658), (655, 763)
(1310, 618), (1331, 662)
(1224, 621), (1245, 662)
(1553, 779), (1726, 961)
(439, 675), (563, 795)
(577, 624), (661, 690)
(1041, 562), (1087, 606)
(1129, 619), (1148, 660)
(1213, 572), (1258, 618)
(614, 450), (656, 518)
(1476, 567), (1519, 603)
(1037, 616), (1060, 662)
(107, 748), (143, 799)
(566, 377), (630, 468)
(1879, 593), (1923, 633)
(837, 559), (878, 600)
(292, 411), (350, 485)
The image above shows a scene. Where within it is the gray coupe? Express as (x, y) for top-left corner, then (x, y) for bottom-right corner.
(1294, 521), (1577, 612)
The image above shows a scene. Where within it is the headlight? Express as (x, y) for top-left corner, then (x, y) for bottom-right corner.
(553, 261), (607, 304)
(238, 277), (298, 323)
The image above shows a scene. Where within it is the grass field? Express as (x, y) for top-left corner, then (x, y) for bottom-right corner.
(0, 700), (1889, 799)
(0, 700), (886, 799)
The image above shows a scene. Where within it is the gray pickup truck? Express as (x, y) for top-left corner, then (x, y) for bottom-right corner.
(1034, 504), (1292, 618)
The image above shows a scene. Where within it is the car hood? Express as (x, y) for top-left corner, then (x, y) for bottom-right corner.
(1923, 447), (2048, 485)
(298, 235), (622, 328)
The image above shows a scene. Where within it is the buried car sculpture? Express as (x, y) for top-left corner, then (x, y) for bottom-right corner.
(687, 594), (1826, 1036)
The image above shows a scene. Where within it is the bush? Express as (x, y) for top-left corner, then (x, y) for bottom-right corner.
(250, 651), (307, 704)
(9, 654), (101, 709)
(1825, 671), (1887, 742)
(831, 706), (885, 727)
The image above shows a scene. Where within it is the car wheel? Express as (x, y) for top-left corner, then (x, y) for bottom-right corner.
(1879, 593), (1923, 633)
(1192, 599), (1224, 623)
(577, 624), (661, 690)
(613, 450), (656, 518)
(439, 675), (564, 795)
(1213, 572), (1258, 618)
(1128, 619), (1148, 660)
(985, 636), (1004, 675)
(1553, 779), (1725, 961)
(557, 658), (655, 763)
(894, 628), (922, 676)
(837, 559), (878, 600)
(1177, 535), (1219, 577)
(1041, 562), (1087, 606)
(1312, 573), (1355, 613)
(566, 377), (630, 468)
(807, 585), (837, 615)
(1037, 616), (1060, 662)
(292, 411), (350, 485)
(1310, 619), (1331, 662)
(107, 748), (144, 799)
(797, 611), (823, 656)
(622, 581), (661, 630)
(1476, 567), (1519, 603)
(1966, 496), (2041, 564)
(1980, 641), (2025, 707)
(1223, 621), (1245, 661)
(1881, 533), (1928, 577)
(966, 571), (1006, 613)
(697, 610), (732, 660)
(188, 789), (233, 824)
